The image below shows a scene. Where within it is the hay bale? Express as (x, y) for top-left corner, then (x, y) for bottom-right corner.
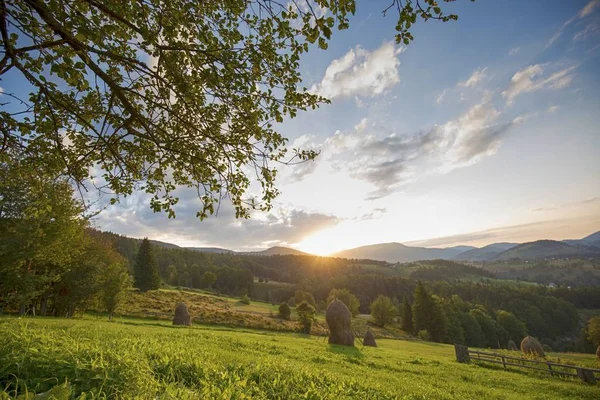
(326, 299), (354, 346)
(363, 329), (377, 347)
(507, 340), (518, 351)
(173, 302), (191, 326)
(520, 335), (545, 357)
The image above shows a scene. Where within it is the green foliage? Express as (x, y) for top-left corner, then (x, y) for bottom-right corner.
(99, 263), (132, 320)
(586, 317), (600, 346)
(296, 301), (316, 334)
(412, 282), (447, 342)
(295, 289), (316, 307)
(240, 294), (251, 305)
(134, 239), (161, 292)
(327, 288), (360, 317)
(370, 295), (396, 327)
(400, 295), (414, 334)
(470, 308), (499, 348)
(496, 310), (528, 343)
(417, 330), (431, 341)
(0, 158), (87, 312)
(0, 1), (467, 219)
(278, 302), (291, 320)
(202, 271), (217, 289)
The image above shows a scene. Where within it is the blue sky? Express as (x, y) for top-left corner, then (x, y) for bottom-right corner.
(6, 0), (597, 253)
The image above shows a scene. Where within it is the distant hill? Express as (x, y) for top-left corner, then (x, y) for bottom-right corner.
(187, 247), (235, 254)
(564, 230), (600, 249)
(332, 242), (474, 263)
(454, 242), (518, 261)
(495, 240), (600, 260)
(244, 246), (310, 256)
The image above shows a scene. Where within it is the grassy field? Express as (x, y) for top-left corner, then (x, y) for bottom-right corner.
(1, 317), (598, 399)
(94, 288), (409, 339)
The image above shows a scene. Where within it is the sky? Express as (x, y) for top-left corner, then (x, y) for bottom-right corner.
(8, 0), (599, 254)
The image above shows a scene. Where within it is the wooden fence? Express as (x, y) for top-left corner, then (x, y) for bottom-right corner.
(454, 344), (599, 384)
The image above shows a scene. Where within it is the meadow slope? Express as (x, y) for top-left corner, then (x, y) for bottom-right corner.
(1, 318), (598, 399)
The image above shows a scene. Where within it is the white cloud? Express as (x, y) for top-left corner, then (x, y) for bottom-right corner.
(508, 47), (520, 56)
(502, 63), (577, 105)
(436, 89), (447, 104)
(547, 105), (559, 114)
(459, 67), (488, 88)
(310, 42), (403, 99)
(287, 0), (327, 29)
(291, 97), (518, 200)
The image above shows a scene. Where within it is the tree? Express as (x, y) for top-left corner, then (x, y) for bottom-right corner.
(412, 282), (447, 342)
(202, 271), (217, 290)
(165, 265), (178, 286)
(412, 281), (431, 335)
(99, 263), (132, 320)
(370, 295), (396, 327)
(327, 288), (360, 317)
(586, 317), (600, 346)
(295, 289), (316, 307)
(133, 239), (161, 292)
(400, 295), (414, 334)
(296, 301), (316, 334)
(278, 302), (291, 320)
(496, 310), (528, 343)
(471, 308), (499, 348)
(0, 1), (466, 219)
(0, 157), (87, 314)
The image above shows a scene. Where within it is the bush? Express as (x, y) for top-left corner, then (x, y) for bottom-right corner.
(278, 302), (291, 320)
(418, 330), (431, 341)
(240, 294), (251, 305)
(287, 297), (296, 307)
(296, 301), (316, 334)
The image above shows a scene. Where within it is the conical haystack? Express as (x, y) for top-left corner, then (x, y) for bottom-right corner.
(173, 302), (191, 326)
(520, 335), (545, 357)
(363, 329), (377, 347)
(326, 299), (354, 346)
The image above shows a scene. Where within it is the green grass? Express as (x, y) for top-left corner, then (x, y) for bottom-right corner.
(1, 317), (598, 399)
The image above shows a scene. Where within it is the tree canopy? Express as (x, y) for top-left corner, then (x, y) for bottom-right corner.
(1, 0), (469, 219)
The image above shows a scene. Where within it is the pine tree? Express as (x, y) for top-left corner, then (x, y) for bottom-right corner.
(412, 281), (432, 335)
(134, 238), (161, 292)
(400, 295), (414, 334)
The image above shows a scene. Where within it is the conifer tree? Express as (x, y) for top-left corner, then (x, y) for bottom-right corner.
(400, 295), (414, 334)
(134, 239), (161, 292)
(412, 281), (432, 335)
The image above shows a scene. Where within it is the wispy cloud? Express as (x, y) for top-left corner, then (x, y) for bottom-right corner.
(436, 89), (447, 104)
(508, 47), (520, 56)
(547, 105), (559, 114)
(546, 0), (599, 48)
(573, 22), (600, 41)
(310, 42), (404, 99)
(532, 197), (599, 212)
(502, 63), (577, 105)
(458, 67), (488, 88)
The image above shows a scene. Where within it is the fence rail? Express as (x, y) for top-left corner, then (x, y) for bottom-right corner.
(454, 344), (599, 384)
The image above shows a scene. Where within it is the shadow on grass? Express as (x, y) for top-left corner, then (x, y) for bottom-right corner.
(327, 343), (365, 359)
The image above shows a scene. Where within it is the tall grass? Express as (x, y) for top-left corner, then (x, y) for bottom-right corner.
(1, 318), (598, 399)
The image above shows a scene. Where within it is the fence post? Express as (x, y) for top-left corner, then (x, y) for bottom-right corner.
(501, 355), (506, 369)
(455, 344), (470, 363)
(576, 368), (597, 384)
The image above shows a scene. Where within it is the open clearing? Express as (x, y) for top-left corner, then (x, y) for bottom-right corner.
(1, 317), (598, 399)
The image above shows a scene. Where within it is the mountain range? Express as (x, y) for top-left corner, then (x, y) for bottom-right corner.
(145, 230), (600, 263)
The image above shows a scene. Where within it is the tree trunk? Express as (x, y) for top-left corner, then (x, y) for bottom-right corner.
(19, 303), (26, 316)
(40, 297), (48, 316)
